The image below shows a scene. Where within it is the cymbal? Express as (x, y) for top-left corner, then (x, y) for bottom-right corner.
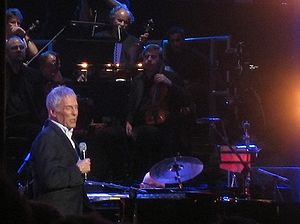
(150, 156), (203, 184)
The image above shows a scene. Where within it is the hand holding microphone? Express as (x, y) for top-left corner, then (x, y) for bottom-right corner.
(77, 142), (91, 181)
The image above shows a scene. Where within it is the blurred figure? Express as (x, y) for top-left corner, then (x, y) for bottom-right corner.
(6, 8), (38, 58)
(163, 26), (210, 150)
(30, 86), (91, 216)
(164, 26), (208, 85)
(37, 50), (67, 122)
(5, 35), (42, 187)
(163, 26), (209, 114)
(39, 51), (64, 96)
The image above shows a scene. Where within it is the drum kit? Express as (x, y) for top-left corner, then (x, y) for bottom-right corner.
(143, 116), (262, 200)
(149, 156), (204, 189)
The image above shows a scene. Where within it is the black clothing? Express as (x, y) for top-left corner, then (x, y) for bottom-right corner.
(164, 44), (209, 116)
(5, 63), (43, 141)
(94, 29), (139, 68)
(164, 44), (208, 84)
(30, 120), (85, 216)
(126, 70), (184, 126)
(126, 69), (185, 180)
(41, 0), (79, 38)
(5, 63), (43, 184)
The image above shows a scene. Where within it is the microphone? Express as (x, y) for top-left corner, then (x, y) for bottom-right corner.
(79, 142), (88, 181)
(117, 25), (122, 42)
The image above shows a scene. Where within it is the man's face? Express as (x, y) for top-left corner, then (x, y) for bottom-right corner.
(6, 37), (26, 64)
(143, 49), (161, 72)
(51, 95), (78, 129)
(6, 17), (21, 36)
(42, 54), (61, 80)
(112, 9), (131, 30)
(169, 33), (185, 52)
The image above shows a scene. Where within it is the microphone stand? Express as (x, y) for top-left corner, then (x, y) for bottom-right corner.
(17, 152), (32, 195)
(91, 10), (98, 37)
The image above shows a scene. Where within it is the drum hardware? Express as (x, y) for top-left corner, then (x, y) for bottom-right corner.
(149, 156), (203, 189)
(208, 118), (256, 199)
(196, 116), (221, 125)
(255, 168), (290, 202)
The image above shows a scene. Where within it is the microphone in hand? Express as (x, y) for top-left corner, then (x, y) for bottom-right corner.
(79, 142), (88, 181)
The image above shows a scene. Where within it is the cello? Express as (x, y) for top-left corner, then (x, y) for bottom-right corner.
(144, 67), (171, 126)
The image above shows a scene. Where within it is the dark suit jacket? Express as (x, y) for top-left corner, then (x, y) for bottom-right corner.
(30, 120), (84, 216)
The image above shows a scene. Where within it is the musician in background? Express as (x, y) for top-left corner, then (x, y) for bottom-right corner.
(163, 26), (209, 116)
(36, 51), (66, 122)
(5, 36), (42, 184)
(6, 8), (38, 58)
(94, 5), (149, 69)
(125, 44), (184, 181)
(39, 51), (64, 96)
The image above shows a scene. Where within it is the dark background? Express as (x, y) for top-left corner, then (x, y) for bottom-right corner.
(6, 0), (300, 166)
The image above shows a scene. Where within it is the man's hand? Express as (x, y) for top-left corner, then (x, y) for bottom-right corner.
(139, 32), (149, 45)
(76, 158), (91, 174)
(125, 121), (133, 137)
(154, 73), (172, 86)
(10, 25), (26, 38)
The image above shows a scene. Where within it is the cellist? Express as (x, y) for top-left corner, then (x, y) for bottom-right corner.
(125, 44), (185, 181)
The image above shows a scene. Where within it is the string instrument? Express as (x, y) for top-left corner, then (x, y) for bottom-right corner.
(141, 19), (172, 125)
(26, 20), (40, 34)
(144, 18), (155, 34)
(144, 66), (171, 125)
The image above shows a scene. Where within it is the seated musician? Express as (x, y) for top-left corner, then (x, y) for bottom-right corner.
(94, 4), (148, 69)
(6, 8), (38, 59)
(125, 44), (185, 181)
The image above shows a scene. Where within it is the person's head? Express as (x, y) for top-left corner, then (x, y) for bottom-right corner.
(142, 44), (163, 72)
(46, 86), (78, 129)
(6, 8), (23, 37)
(167, 26), (186, 52)
(39, 51), (61, 80)
(6, 35), (26, 64)
(109, 5), (134, 31)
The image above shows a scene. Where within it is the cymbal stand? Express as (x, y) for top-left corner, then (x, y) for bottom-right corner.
(170, 157), (184, 189)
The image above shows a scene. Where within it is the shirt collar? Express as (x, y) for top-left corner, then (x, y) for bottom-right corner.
(50, 119), (73, 138)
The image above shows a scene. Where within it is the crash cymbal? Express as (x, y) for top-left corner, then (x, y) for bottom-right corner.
(150, 156), (203, 184)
